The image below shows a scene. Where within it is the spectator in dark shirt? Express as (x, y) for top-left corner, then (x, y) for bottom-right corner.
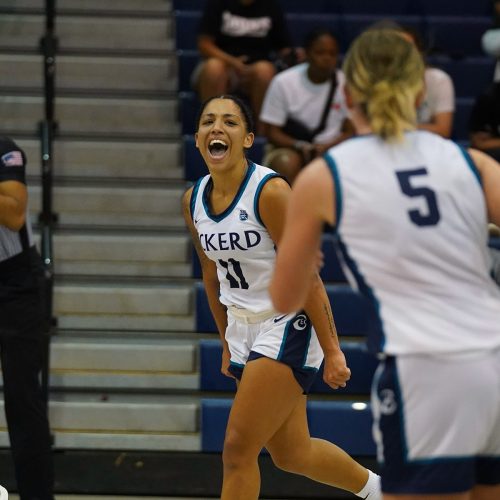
(192, 0), (294, 133)
(469, 82), (500, 161)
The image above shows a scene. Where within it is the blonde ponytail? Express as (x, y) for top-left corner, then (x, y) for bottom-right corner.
(343, 29), (424, 141)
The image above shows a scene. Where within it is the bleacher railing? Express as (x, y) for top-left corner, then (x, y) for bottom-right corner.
(38, 0), (58, 406)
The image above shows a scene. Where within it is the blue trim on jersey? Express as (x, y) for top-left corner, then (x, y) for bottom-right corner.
(457, 145), (482, 186)
(334, 236), (387, 353)
(253, 173), (284, 227)
(202, 161), (256, 222)
(323, 154), (342, 231)
(229, 360), (245, 368)
(190, 177), (204, 221)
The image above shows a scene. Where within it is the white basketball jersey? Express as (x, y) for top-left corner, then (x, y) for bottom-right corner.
(190, 162), (280, 313)
(325, 131), (500, 355)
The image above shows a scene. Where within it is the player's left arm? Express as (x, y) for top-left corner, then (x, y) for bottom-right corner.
(261, 174), (349, 389)
(469, 148), (500, 227)
(0, 180), (27, 231)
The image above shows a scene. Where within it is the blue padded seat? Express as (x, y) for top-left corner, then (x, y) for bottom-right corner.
(490, 237), (500, 251)
(173, 0), (335, 13)
(416, 0), (491, 16)
(201, 398), (375, 455)
(177, 49), (198, 93)
(174, 11), (200, 51)
(195, 282), (372, 337)
(340, 14), (423, 53)
(192, 233), (347, 282)
(183, 134), (267, 182)
(452, 97), (474, 142)
(179, 91), (199, 135)
(200, 338), (377, 395)
(427, 16), (490, 58)
(428, 57), (495, 99)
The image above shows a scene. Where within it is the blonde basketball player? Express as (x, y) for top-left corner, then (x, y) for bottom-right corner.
(270, 29), (500, 500)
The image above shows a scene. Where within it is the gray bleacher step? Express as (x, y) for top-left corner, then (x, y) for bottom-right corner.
(6, 0), (172, 15)
(28, 184), (186, 228)
(0, 394), (201, 451)
(50, 336), (196, 372)
(0, 429), (200, 451)
(0, 95), (179, 137)
(53, 283), (195, 331)
(48, 336), (198, 390)
(19, 138), (183, 181)
(0, 54), (177, 93)
(35, 232), (191, 278)
(0, 14), (173, 53)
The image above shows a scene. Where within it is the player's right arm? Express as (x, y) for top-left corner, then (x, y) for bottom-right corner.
(182, 188), (233, 378)
(468, 148), (500, 227)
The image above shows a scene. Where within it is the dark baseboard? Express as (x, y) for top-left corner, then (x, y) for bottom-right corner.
(0, 449), (378, 498)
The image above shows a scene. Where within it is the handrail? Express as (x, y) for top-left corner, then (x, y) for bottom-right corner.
(38, 0), (58, 407)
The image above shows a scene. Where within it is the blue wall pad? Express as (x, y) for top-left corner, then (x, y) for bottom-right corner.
(200, 339), (378, 395)
(201, 398), (375, 455)
(195, 282), (372, 336)
(173, 0), (491, 15)
(452, 98), (474, 142)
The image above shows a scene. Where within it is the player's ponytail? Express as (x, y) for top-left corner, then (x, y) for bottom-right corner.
(343, 29), (424, 141)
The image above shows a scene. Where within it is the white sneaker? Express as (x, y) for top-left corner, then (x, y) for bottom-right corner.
(0, 485), (8, 500)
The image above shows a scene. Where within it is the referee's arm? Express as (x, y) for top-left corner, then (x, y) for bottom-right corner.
(0, 179), (27, 231)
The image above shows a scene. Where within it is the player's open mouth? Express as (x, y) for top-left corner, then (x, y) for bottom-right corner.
(208, 139), (229, 159)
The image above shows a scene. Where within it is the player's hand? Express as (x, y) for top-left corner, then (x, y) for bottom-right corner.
(221, 348), (236, 379)
(322, 349), (351, 390)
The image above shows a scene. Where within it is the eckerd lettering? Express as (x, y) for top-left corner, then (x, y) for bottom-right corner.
(200, 230), (261, 252)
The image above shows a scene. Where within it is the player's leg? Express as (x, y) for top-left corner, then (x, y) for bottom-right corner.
(221, 356), (304, 500)
(471, 485), (500, 500)
(266, 395), (380, 498)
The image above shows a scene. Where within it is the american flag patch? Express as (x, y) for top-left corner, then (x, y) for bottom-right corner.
(1, 151), (23, 167)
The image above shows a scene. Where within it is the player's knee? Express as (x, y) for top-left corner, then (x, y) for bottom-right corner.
(222, 428), (257, 469)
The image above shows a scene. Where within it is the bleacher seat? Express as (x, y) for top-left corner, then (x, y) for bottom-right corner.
(201, 398), (375, 454)
(173, 0), (492, 15)
(490, 237), (500, 251)
(179, 91), (199, 134)
(416, 0), (491, 16)
(173, 0), (335, 14)
(427, 16), (490, 58)
(195, 282), (373, 336)
(200, 338), (377, 395)
(452, 97), (474, 142)
(177, 49), (198, 93)
(183, 134), (267, 182)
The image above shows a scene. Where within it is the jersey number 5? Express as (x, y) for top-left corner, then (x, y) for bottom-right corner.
(218, 258), (249, 289)
(395, 168), (441, 227)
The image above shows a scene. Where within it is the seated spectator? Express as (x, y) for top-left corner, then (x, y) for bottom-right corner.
(401, 27), (455, 138)
(481, 0), (500, 81)
(259, 28), (353, 184)
(469, 81), (500, 161)
(192, 0), (295, 134)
